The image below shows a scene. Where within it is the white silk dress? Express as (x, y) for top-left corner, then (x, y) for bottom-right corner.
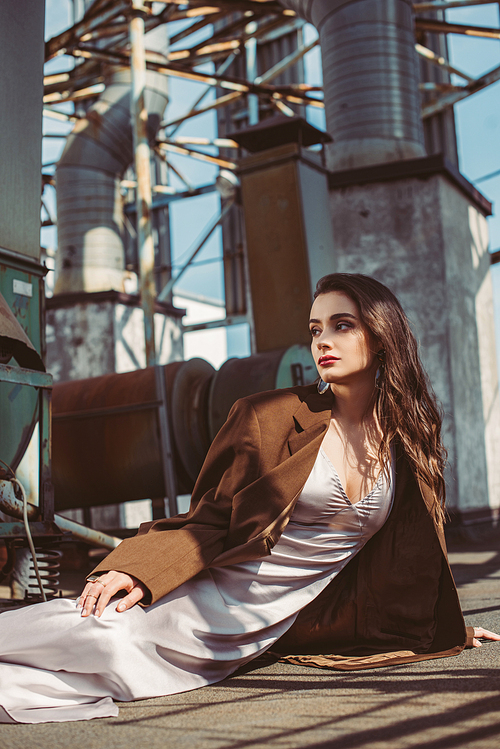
(0, 448), (394, 723)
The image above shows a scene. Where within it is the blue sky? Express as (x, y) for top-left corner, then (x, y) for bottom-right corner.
(42, 1), (500, 362)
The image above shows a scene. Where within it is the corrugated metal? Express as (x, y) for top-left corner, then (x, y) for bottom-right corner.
(279, 0), (426, 169)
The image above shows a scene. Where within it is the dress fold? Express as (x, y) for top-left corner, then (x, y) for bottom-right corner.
(0, 449), (393, 723)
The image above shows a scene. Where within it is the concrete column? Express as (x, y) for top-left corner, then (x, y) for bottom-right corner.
(327, 156), (499, 518)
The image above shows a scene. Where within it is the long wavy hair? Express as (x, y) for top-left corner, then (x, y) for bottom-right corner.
(314, 273), (447, 522)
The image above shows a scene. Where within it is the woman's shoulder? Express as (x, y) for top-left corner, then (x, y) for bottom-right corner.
(235, 383), (320, 417)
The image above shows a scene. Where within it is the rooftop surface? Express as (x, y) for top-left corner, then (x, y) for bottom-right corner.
(0, 529), (499, 749)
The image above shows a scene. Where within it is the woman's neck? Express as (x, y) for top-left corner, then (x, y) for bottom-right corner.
(330, 381), (377, 427)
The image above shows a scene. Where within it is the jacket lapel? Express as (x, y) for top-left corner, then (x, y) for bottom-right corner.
(287, 388), (333, 456)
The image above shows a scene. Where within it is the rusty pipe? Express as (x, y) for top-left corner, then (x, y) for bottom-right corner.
(51, 361), (215, 510)
(130, 2), (157, 367)
(0, 480), (122, 549)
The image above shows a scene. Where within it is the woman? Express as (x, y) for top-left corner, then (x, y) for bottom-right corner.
(0, 273), (497, 723)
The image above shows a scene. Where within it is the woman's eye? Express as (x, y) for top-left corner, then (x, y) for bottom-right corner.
(336, 322), (352, 331)
(310, 327), (321, 337)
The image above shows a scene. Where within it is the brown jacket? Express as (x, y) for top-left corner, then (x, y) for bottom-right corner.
(92, 384), (469, 670)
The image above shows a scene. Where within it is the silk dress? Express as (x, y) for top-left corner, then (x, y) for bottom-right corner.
(0, 448), (394, 723)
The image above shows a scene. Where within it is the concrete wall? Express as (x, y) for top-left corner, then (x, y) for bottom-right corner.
(46, 300), (183, 383)
(439, 185), (500, 513)
(328, 171), (498, 514)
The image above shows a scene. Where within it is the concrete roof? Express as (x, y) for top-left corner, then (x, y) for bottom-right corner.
(1, 530), (499, 748)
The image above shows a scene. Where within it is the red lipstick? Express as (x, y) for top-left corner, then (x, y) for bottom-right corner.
(318, 355), (339, 366)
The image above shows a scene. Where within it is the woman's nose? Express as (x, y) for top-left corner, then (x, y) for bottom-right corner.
(316, 335), (331, 350)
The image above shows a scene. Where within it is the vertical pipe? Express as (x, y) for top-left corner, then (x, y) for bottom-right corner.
(39, 386), (54, 522)
(245, 21), (259, 126)
(154, 365), (178, 517)
(130, 2), (157, 367)
(279, 0), (426, 169)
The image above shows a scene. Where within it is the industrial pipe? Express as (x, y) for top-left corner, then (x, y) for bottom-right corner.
(0, 480), (121, 550)
(130, 1), (157, 366)
(279, 0), (426, 169)
(55, 56), (169, 294)
(51, 361), (215, 509)
(49, 348), (316, 510)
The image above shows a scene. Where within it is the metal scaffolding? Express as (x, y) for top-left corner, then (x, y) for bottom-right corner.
(40, 0), (500, 362)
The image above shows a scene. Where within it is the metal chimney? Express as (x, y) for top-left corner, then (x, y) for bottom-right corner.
(55, 60), (169, 294)
(280, 0), (426, 169)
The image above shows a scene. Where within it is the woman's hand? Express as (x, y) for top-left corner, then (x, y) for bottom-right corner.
(77, 571), (146, 618)
(472, 627), (500, 647)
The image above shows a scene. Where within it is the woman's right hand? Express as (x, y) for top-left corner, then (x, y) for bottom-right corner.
(77, 570), (146, 618)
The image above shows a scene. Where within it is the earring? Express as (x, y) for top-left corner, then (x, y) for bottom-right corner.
(376, 349), (386, 364)
(317, 379), (330, 395)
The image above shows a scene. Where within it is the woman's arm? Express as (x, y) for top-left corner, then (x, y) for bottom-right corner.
(77, 397), (262, 612)
(77, 571), (147, 618)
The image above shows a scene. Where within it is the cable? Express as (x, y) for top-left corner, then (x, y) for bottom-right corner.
(0, 458), (47, 602)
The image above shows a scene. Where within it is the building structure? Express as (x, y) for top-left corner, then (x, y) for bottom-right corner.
(1, 0), (499, 555)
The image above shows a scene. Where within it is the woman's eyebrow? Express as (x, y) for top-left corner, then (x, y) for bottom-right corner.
(309, 313), (357, 324)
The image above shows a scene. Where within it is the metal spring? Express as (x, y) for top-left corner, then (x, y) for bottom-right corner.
(27, 547), (62, 600)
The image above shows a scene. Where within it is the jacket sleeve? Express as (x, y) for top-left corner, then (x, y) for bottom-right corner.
(89, 397), (262, 604)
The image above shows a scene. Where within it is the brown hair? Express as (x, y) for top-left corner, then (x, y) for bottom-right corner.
(314, 273), (446, 522)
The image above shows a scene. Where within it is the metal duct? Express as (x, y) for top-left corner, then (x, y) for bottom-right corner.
(55, 59), (169, 294)
(279, 0), (426, 169)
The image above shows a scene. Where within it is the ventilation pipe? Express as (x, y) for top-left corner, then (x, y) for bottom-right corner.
(54, 58), (169, 294)
(279, 0), (426, 170)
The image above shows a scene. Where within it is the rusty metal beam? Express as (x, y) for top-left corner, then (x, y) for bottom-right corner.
(422, 64), (500, 118)
(125, 183), (217, 214)
(271, 98), (296, 116)
(415, 19), (500, 40)
(43, 107), (78, 123)
(0, 363), (53, 389)
(154, 148), (195, 191)
(167, 52), (239, 140)
(170, 40), (240, 62)
(419, 82), (463, 91)
(414, 1), (497, 11)
(45, 0), (129, 60)
(167, 136), (240, 148)
(172, 10), (251, 53)
(164, 0), (286, 12)
(157, 142), (237, 169)
(169, 11), (228, 46)
(70, 45), (323, 108)
(255, 37), (319, 84)
(158, 199), (235, 302)
(162, 91), (243, 130)
(43, 83), (106, 105)
(44, 71), (104, 97)
(173, 13), (292, 68)
(415, 43), (474, 83)
(84, 0), (117, 21)
(475, 167), (500, 184)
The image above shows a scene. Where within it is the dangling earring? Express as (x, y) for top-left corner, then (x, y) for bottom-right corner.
(375, 349), (385, 389)
(317, 379), (330, 395)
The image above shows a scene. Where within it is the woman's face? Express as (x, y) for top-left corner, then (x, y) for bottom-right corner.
(309, 291), (380, 387)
